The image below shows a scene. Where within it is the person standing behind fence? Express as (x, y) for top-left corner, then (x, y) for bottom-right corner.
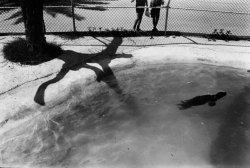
(131, 0), (148, 31)
(150, 0), (164, 32)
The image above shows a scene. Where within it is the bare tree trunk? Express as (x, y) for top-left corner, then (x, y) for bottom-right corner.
(20, 0), (46, 55)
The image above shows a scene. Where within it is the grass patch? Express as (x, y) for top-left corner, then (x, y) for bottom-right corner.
(3, 38), (63, 65)
(205, 29), (240, 41)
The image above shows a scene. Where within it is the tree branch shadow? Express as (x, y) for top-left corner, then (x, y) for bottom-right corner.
(34, 37), (132, 106)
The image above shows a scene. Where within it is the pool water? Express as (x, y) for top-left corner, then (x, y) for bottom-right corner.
(1, 63), (250, 168)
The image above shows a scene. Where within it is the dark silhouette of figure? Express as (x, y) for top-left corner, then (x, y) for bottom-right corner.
(131, 0), (148, 31)
(34, 37), (132, 105)
(178, 91), (227, 110)
(150, 0), (164, 32)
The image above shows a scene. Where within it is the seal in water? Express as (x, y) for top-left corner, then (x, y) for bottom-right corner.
(178, 91), (227, 110)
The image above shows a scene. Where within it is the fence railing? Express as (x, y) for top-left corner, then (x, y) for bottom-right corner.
(0, 0), (250, 37)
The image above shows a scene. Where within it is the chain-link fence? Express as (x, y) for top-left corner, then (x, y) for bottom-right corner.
(0, 0), (250, 37)
(168, 0), (250, 36)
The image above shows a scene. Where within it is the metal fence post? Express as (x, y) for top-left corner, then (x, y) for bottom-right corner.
(164, 0), (171, 35)
(71, 0), (76, 32)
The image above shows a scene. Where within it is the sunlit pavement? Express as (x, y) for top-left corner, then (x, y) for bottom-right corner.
(0, 35), (250, 168)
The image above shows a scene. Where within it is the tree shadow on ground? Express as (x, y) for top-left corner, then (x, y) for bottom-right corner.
(209, 86), (250, 168)
(3, 38), (63, 65)
(34, 37), (132, 106)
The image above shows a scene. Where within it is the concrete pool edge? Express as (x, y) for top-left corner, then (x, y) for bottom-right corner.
(0, 36), (250, 123)
(130, 45), (250, 70)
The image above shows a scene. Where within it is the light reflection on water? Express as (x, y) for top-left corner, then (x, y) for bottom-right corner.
(1, 63), (250, 168)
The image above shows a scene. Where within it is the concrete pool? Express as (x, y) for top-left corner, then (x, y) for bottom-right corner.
(0, 36), (250, 168)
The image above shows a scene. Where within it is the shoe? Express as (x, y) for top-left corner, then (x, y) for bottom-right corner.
(136, 28), (142, 32)
(152, 28), (158, 32)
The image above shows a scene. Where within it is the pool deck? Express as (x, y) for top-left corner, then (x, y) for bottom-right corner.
(0, 35), (250, 122)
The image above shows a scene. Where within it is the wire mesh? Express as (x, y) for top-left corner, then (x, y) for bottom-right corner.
(0, 7), (24, 33)
(168, 0), (250, 36)
(43, 6), (74, 32)
(75, 7), (166, 32)
(0, 0), (249, 37)
(168, 8), (250, 36)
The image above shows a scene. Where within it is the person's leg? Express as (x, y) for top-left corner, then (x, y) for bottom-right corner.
(152, 16), (156, 29)
(133, 8), (144, 31)
(151, 9), (157, 31)
(136, 12), (143, 31)
(154, 9), (160, 31)
(133, 13), (140, 31)
(133, 8), (141, 31)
